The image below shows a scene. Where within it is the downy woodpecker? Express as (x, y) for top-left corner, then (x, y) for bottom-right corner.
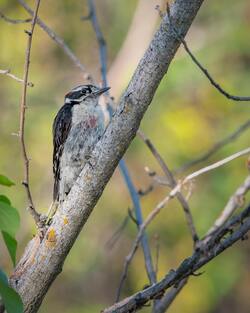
(52, 84), (110, 203)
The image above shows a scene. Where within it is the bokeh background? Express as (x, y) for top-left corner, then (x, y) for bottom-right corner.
(0, 0), (250, 312)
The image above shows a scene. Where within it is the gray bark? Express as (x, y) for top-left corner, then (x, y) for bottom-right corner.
(10, 0), (204, 312)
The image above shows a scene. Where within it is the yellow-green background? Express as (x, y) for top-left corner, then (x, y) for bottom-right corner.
(0, 0), (250, 312)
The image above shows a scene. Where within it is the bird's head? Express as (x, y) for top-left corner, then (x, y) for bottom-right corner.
(65, 84), (110, 105)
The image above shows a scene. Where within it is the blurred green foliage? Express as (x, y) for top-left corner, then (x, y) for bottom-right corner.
(0, 0), (250, 312)
(0, 175), (22, 312)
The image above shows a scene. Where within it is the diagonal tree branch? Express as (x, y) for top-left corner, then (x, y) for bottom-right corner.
(138, 130), (199, 243)
(103, 203), (250, 313)
(10, 1), (205, 311)
(204, 175), (250, 240)
(137, 130), (196, 312)
(111, 147), (250, 307)
(153, 278), (188, 313)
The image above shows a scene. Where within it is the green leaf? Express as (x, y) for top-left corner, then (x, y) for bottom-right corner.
(0, 175), (15, 187)
(2, 232), (17, 266)
(0, 270), (23, 313)
(0, 195), (11, 205)
(0, 201), (20, 237)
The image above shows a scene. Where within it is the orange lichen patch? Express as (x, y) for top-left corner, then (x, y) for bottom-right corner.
(124, 105), (131, 113)
(63, 216), (68, 225)
(85, 174), (92, 181)
(45, 228), (57, 248)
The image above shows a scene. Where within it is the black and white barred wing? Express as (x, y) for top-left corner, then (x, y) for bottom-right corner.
(52, 104), (72, 201)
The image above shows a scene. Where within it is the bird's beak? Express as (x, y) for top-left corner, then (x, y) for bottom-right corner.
(93, 86), (110, 96)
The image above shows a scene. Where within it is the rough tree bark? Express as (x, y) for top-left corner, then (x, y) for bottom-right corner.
(10, 0), (204, 312)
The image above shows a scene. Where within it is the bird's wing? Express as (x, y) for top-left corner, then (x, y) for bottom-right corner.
(52, 104), (72, 201)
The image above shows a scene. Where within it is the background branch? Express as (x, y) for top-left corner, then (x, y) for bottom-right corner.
(138, 130), (199, 243)
(166, 4), (250, 102)
(0, 68), (33, 87)
(0, 11), (31, 24)
(204, 175), (250, 239)
(19, 0), (41, 226)
(17, 0), (91, 80)
(115, 147), (250, 302)
(103, 203), (250, 313)
(175, 119), (250, 173)
(86, 0), (108, 89)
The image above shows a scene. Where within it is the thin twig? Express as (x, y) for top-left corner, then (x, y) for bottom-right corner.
(17, 0), (92, 81)
(154, 234), (160, 279)
(0, 69), (33, 87)
(166, 3), (250, 102)
(175, 119), (250, 174)
(86, 0), (157, 300)
(105, 215), (130, 250)
(138, 184), (154, 197)
(86, 0), (108, 89)
(19, 0), (41, 226)
(118, 147), (250, 296)
(0, 11), (31, 24)
(138, 130), (199, 243)
(180, 147), (250, 186)
(144, 166), (172, 187)
(204, 175), (250, 240)
(117, 162), (157, 301)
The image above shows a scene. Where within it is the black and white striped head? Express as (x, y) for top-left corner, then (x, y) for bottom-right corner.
(65, 84), (110, 105)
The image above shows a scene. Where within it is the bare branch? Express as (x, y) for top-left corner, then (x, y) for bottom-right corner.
(103, 204), (250, 313)
(117, 161), (157, 301)
(0, 69), (33, 87)
(116, 147), (250, 297)
(138, 130), (199, 243)
(154, 234), (160, 279)
(175, 119), (250, 174)
(0, 11), (31, 24)
(166, 4), (250, 102)
(17, 0), (92, 81)
(180, 147), (250, 185)
(19, 0), (41, 226)
(204, 175), (250, 240)
(154, 278), (188, 313)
